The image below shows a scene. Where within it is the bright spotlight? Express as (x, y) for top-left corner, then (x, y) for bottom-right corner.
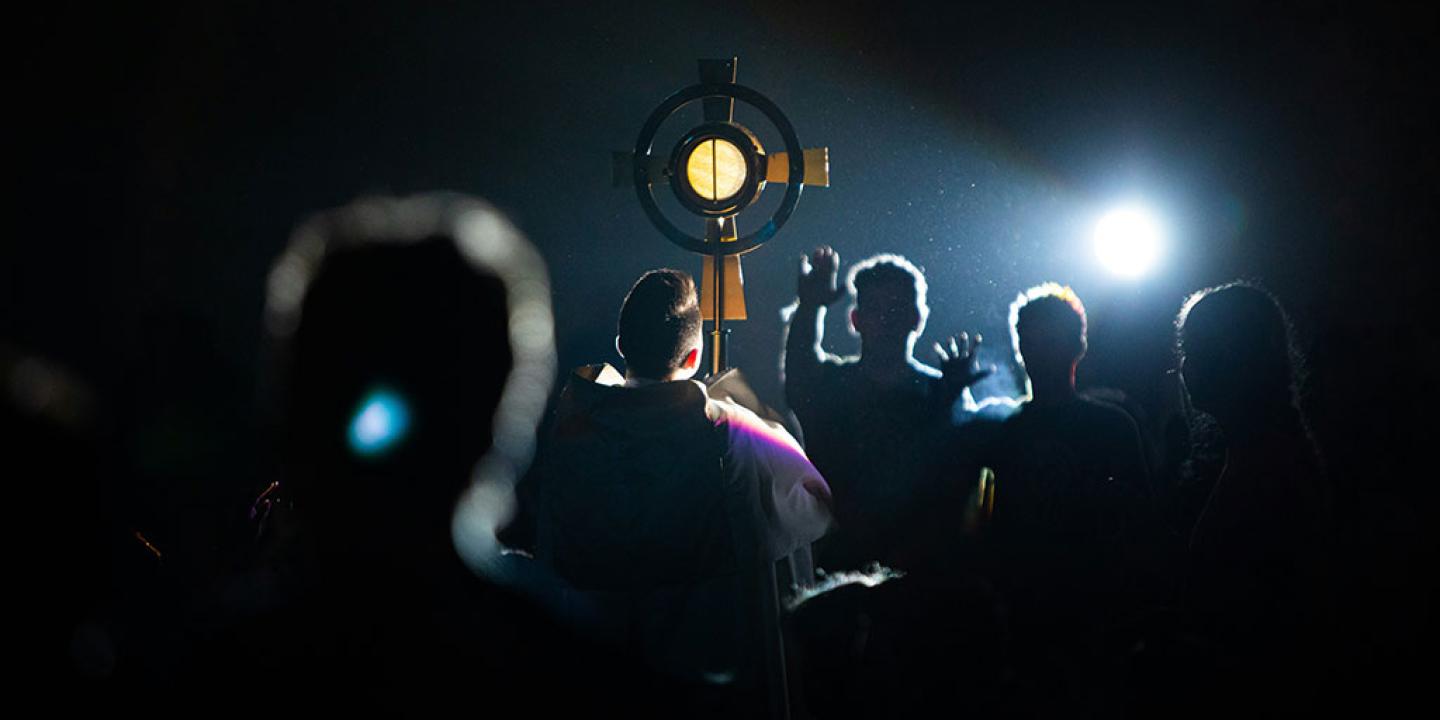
(1093, 206), (1163, 278)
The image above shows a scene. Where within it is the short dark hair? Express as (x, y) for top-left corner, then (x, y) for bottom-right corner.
(847, 254), (928, 310)
(617, 269), (701, 379)
(1009, 282), (1087, 362)
(845, 254), (930, 335)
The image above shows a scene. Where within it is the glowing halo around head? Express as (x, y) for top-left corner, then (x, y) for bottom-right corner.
(1093, 206), (1164, 278)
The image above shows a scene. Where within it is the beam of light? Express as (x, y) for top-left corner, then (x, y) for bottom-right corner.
(347, 386), (411, 458)
(1093, 205), (1163, 278)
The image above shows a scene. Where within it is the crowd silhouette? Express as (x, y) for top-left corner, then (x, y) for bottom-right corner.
(21, 192), (1426, 717)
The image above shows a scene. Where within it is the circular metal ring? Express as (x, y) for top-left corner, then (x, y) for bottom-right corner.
(633, 82), (806, 256)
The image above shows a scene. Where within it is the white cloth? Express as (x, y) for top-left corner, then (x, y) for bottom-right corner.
(599, 366), (831, 558)
(706, 395), (832, 559)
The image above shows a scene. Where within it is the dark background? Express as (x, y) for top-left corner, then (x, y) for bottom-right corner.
(9, 0), (1436, 676)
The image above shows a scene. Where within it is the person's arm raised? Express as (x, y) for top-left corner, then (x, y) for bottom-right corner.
(783, 246), (844, 406)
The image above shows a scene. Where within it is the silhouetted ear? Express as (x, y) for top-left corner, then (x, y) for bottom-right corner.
(850, 308), (860, 333)
(681, 346), (701, 371)
(615, 335), (625, 360)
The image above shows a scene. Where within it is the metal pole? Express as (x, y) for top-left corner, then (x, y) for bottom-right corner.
(712, 235), (726, 375)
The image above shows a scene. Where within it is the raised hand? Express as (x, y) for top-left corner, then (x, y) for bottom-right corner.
(934, 331), (995, 399)
(797, 245), (844, 307)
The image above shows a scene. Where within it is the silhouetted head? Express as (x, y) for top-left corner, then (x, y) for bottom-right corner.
(1009, 283), (1087, 392)
(1177, 281), (1298, 424)
(616, 269), (703, 382)
(266, 194), (553, 566)
(846, 254), (929, 348)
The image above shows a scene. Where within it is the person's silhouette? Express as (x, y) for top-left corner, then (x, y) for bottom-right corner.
(975, 283), (1154, 715)
(783, 246), (989, 572)
(1176, 281), (1331, 710)
(199, 194), (653, 714)
(533, 268), (832, 716)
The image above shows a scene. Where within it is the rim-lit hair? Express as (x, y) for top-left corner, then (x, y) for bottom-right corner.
(1008, 282), (1087, 362)
(1176, 279), (1304, 407)
(845, 253), (930, 328)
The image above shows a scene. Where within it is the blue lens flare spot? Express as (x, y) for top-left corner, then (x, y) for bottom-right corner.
(347, 386), (411, 458)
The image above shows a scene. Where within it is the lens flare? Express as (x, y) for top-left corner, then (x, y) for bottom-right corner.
(347, 386), (411, 457)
